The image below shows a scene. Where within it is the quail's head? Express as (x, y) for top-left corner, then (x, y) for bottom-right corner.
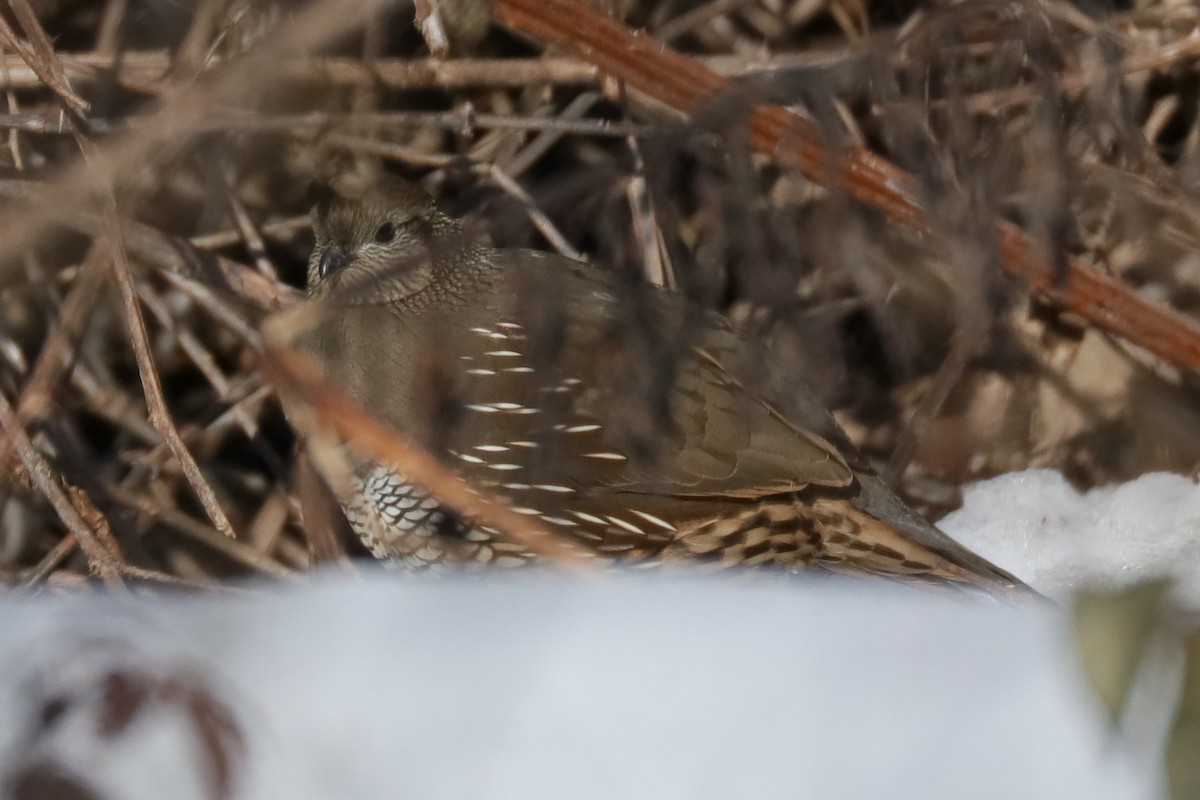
(307, 178), (458, 302)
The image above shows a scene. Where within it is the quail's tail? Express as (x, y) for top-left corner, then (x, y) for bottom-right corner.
(835, 473), (1034, 596)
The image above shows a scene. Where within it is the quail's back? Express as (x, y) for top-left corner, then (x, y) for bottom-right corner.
(297, 176), (1024, 591)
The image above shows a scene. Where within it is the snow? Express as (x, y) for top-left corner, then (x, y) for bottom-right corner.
(943, 469), (1200, 603)
(0, 578), (1154, 800)
(6, 467), (1200, 800)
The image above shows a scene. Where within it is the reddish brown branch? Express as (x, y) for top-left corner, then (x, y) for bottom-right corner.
(493, 0), (1200, 374)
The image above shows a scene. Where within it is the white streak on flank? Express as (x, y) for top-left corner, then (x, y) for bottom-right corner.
(468, 402), (540, 414)
(501, 482), (530, 490)
(474, 445), (509, 452)
(606, 515), (645, 535)
(504, 366), (535, 373)
(458, 355), (473, 361)
(564, 424), (601, 433)
(584, 452), (628, 461)
(541, 516), (578, 527)
(454, 453), (485, 465)
(465, 368), (496, 376)
(533, 484), (574, 494)
(513, 507), (542, 516)
(508, 441), (539, 448)
(465, 530), (490, 542)
(488, 463), (523, 471)
(629, 510), (678, 532)
(570, 510), (608, 526)
(561, 378), (582, 386)
(485, 350), (522, 357)
(465, 404), (499, 413)
(495, 322), (523, 330)
(469, 327), (492, 335)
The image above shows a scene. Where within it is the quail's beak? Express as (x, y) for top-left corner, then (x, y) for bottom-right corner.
(318, 245), (355, 280)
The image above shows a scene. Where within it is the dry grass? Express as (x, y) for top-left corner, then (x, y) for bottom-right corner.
(0, 0), (1199, 588)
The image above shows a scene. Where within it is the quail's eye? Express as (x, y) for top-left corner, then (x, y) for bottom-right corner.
(374, 222), (397, 244)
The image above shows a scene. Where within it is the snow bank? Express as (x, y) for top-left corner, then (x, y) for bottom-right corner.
(944, 469), (1200, 603)
(0, 577), (1152, 800)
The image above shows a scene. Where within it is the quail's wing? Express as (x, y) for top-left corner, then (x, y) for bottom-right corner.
(459, 252), (856, 500)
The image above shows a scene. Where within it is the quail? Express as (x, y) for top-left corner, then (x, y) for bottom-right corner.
(295, 176), (1023, 591)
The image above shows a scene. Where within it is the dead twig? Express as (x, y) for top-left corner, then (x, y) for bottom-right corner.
(0, 51), (844, 93)
(0, 0), (89, 115)
(0, 249), (108, 478)
(0, 390), (125, 586)
(106, 212), (238, 540)
(104, 484), (296, 579)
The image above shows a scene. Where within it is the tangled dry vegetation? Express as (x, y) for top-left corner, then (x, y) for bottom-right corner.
(1, 0), (1200, 588)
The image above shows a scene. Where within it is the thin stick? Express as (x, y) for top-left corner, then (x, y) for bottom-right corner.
(105, 484), (296, 579)
(189, 214), (311, 250)
(224, 179), (280, 281)
(0, 108), (642, 138)
(21, 533), (78, 584)
(0, 390), (124, 586)
(478, 163), (585, 261)
(0, 249), (107, 476)
(0, 0), (88, 114)
(0, 51), (845, 92)
(106, 212), (237, 539)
